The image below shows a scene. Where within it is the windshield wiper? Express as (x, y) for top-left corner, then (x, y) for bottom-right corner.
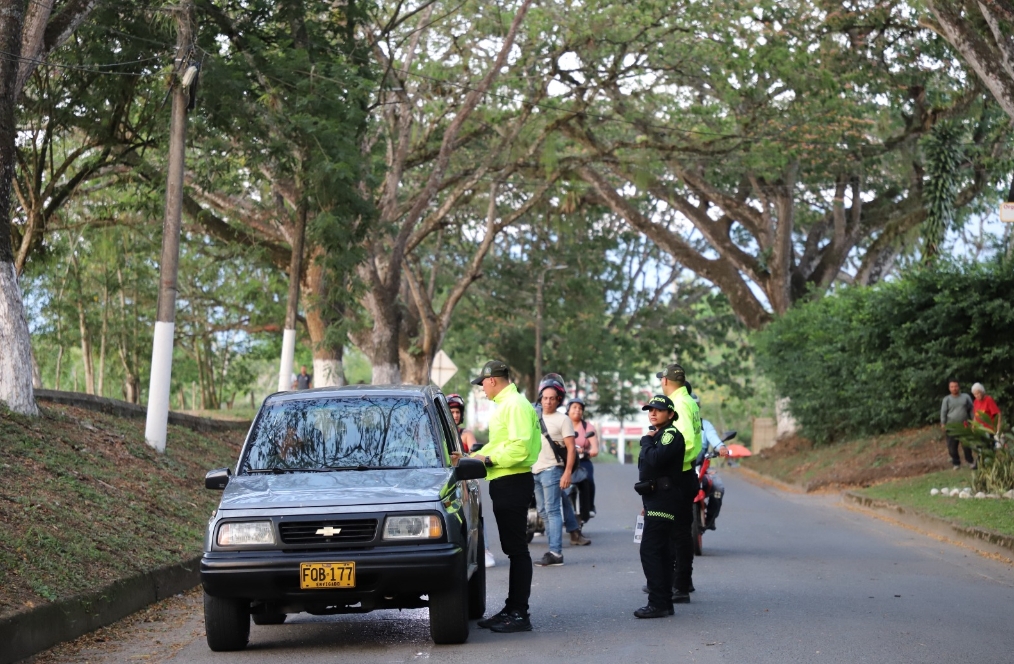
(324, 465), (387, 471)
(245, 467), (332, 474)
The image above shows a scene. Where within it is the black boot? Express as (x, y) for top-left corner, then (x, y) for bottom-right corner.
(672, 590), (691, 604)
(634, 604), (674, 618)
(705, 496), (722, 530)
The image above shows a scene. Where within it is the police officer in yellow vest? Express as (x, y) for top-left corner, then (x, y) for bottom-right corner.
(657, 363), (702, 604)
(634, 394), (686, 618)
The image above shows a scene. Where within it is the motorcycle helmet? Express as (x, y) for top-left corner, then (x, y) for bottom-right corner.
(446, 393), (465, 411)
(537, 373), (567, 399)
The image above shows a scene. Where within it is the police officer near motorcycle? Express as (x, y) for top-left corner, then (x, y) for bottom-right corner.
(634, 394), (687, 618)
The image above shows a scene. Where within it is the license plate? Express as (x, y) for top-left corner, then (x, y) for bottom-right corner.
(299, 562), (355, 589)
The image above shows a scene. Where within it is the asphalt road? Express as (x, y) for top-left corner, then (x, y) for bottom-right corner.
(36, 463), (1014, 663)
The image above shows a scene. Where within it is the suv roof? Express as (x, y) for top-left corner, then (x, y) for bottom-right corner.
(265, 384), (443, 404)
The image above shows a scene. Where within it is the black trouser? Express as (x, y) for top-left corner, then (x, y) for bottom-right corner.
(946, 435), (974, 466)
(640, 492), (679, 610)
(671, 470), (698, 593)
(489, 471), (534, 614)
(574, 458), (595, 522)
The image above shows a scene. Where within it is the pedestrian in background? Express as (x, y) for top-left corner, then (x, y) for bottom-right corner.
(568, 398), (598, 522)
(971, 383), (1003, 440)
(468, 360), (541, 633)
(941, 379), (975, 470)
(295, 365), (313, 390)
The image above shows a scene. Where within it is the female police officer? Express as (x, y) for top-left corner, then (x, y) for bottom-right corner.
(634, 394), (686, 618)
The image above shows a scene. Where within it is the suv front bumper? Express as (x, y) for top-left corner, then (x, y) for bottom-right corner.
(202, 542), (464, 608)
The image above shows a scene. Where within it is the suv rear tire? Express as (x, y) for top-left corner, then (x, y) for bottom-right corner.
(468, 519), (487, 620)
(429, 558), (469, 644)
(204, 592), (250, 651)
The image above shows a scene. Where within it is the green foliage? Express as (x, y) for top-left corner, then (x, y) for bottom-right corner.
(922, 121), (965, 258)
(756, 260), (1014, 443)
(945, 413), (1014, 493)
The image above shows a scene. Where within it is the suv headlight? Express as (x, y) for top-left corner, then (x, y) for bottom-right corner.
(383, 514), (443, 540)
(217, 521), (275, 546)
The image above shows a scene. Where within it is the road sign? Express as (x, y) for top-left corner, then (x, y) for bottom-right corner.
(430, 350), (457, 388)
(1001, 202), (1014, 223)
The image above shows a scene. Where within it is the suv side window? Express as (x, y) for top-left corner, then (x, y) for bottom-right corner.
(433, 397), (462, 459)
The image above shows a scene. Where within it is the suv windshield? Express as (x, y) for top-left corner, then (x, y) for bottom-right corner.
(240, 397), (443, 472)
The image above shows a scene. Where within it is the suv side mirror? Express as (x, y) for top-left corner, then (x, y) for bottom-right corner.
(453, 457), (487, 481)
(205, 467), (232, 490)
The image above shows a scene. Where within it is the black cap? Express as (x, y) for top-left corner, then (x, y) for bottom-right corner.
(655, 363), (686, 382)
(470, 360), (510, 385)
(642, 394), (675, 411)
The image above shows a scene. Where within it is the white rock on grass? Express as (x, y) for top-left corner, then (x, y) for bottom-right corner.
(930, 488), (940, 496)
(1004, 490), (1014, 499)
(959, 491), (972, 499)
(950, 489), (961, 497)
(940, 487), (950, 494)
(975, 492), (986, 499)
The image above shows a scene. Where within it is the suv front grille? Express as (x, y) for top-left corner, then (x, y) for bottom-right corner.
(279, 518), (378, 545)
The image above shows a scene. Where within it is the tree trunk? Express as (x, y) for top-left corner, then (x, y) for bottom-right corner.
(277, 203), (306, 391)
(303, 258), (347, 387)
(97, 283), (108, 396)
(0, 0), (37, 415)
(369, 292), (401, 384)
(76, 298), (95, 394)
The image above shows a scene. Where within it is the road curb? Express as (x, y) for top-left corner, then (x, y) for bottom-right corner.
(842, 492), (1014, 563)
(0, 555), (202, 664)
(729, 466), (804, 493)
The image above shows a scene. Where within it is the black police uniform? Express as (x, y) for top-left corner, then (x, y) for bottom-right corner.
(637, 421), (686, 612)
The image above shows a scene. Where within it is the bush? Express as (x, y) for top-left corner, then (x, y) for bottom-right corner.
(755, 260), (1014, 443)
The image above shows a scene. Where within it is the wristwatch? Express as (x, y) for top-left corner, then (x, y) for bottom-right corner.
(483, 456), (494, 467)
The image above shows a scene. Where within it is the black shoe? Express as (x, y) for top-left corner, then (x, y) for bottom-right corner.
(477, 608), (509, 629)
(534, 551), (563, 567)
(705, 520), (716, 531)
(672, 590), (691, 604)
(489, 609), (532, 633)
(634, 604), (674, 619)
(689, 582), (695, 593)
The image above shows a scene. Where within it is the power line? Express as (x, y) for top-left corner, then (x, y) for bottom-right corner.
(0, 50), (164, 77)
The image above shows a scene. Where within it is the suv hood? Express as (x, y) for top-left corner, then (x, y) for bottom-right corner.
(219, 468), (452, 509)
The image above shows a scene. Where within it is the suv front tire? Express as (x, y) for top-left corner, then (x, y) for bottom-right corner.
(204, 592), (251, 651)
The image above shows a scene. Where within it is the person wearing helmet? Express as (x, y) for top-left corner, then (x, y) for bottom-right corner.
(447, 394), (495, 569)
(691, 393), (729, 531)
(532, 375), (590, 568)
(446, 394), (478, 453)
(567, 397), (598, 522)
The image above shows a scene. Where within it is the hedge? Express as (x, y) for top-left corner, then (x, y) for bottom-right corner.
(755, 260), (1014, 443)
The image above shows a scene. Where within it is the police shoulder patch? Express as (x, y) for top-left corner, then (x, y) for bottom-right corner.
(661, 431), (674, 445)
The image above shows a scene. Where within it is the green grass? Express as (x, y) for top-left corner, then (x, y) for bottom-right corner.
(0, 403), (243, 617)
(858, 470), (1014, 538)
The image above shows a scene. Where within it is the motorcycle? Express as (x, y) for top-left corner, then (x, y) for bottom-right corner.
(691, 430), (737, 556)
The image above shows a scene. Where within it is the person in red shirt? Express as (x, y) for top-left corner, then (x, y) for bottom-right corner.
(971, 383), (1002, 434)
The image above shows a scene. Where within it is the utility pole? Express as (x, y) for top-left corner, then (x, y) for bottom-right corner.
(277, 204), (307, 392)
(145, 0), (196, 452)
(534, 263), (567, 383)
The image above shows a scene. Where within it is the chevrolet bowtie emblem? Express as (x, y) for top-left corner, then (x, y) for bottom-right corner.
(316, 527), (341, 537)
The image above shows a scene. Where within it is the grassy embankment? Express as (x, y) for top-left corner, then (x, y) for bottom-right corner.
(742, 426), (1014, 537)
(0, 403), (244, 619)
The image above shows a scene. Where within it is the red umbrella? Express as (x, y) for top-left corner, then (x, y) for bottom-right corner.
(726, 443), (752, 458)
